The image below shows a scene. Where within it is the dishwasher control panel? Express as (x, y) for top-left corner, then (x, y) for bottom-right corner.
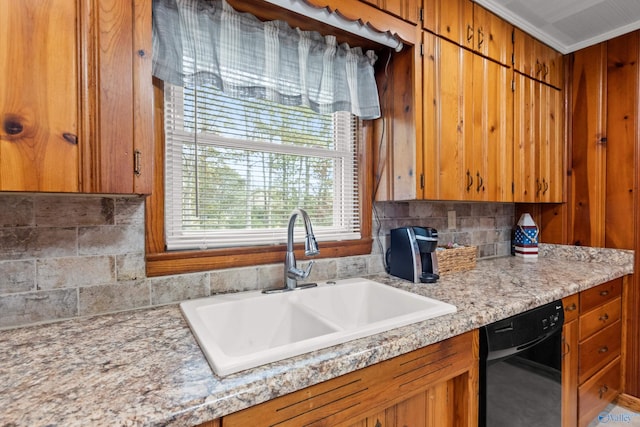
(481, 300), (564, 356)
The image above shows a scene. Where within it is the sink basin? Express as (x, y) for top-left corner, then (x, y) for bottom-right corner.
(180, 277), (456, 376)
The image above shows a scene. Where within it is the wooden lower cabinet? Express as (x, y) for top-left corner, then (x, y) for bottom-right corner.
(562, 278), (626, 427)
(562, 307), (579, 427)
(219, 331), (478, 427)
(344, 375), (470, 427)
(576, 278), (624, 427)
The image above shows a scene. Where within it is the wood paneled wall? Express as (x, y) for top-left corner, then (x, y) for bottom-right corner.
(544, 30), (640, 398)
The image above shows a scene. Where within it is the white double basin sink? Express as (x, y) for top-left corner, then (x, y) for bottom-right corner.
(180, 277), (456, 376)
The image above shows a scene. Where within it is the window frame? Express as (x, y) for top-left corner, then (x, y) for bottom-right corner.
(145, 78), (373, 277)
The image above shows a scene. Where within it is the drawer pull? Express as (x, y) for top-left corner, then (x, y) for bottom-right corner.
(598, 346), (609, 354)
(565, 303), (577, 312)
(600, 290), (609, 297)
(599, 313), (609, 322)
(599, 384), (609, 399)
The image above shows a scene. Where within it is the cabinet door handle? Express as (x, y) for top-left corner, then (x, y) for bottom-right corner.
(476, 172), (483, 192)
(375, 420), (382, 427)
(598, 346), (609, 354)
(543, 63), (549, 79)
(562, 336), (570, 357)
(542, 179), (549, 195)
(477, 27), (484, 49)
(467, 24), (474, 43)
(466, 170), (473, 191)
(565, 303), (577, 312)
(134, 149), (142, 176)
(536, 178), (542, 195)
(535, 59), (542, 76)
(599, 313), (609, 322)
(600, 290), (609, 297)
(599, 384), (609, 399)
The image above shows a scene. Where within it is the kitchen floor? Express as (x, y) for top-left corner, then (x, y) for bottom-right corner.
(590, 404), (640, 426)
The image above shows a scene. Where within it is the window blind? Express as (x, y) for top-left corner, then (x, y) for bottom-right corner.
(164, 84), (361, 250)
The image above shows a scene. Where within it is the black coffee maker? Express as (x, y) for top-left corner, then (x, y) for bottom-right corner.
(386, 226), (440, 283)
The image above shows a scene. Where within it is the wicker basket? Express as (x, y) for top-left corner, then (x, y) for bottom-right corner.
(436, 245), (478, 276)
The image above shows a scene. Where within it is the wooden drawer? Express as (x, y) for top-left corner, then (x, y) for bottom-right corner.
(578, 320), (621, 384)
(580, 278), (622, 313)
(563, 293), (579, 323)
(578, 358), (621, 427)
(579, 297), (621, 341)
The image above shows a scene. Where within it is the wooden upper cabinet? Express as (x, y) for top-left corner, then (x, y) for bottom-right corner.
(423, 34), (473, 201)
(514, 28), (564, 88)
(423, 33), (512, 202)
(83, 0), (153, 194)
(422, 0), (473, 48)
(472, 53), (513, 202)
(422, 0), (512, 66)
(358, 0), (420, 24)
(513, 73), (564, 203)
(0, 0), (153, 194)
(0, 0), (79, 192)
(472, 4), (512, 66)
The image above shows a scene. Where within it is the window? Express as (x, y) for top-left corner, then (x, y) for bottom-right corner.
(145, 0), (382, 276)
(163, 83), (361, 250)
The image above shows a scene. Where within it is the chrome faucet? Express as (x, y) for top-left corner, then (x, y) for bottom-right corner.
(263, 208), (319, 293)
(285, 208), (319, 289)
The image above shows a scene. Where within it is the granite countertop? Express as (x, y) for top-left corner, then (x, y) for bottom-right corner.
(0, 244), (634, 426)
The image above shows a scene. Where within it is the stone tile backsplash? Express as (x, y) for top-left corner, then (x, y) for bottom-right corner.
(0, 195), (513, 329)
(373, 201), (514, 259)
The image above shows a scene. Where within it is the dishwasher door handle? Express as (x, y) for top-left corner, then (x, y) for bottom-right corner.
(486, 330), (556, 361)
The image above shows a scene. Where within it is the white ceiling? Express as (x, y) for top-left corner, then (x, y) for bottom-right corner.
(474, 0), (640, 54)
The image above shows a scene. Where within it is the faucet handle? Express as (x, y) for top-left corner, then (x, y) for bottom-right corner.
(288, 260), (315, 280)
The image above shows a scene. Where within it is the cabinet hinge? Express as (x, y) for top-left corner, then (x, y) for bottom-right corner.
(419, 7), (424, 22)
(511, 28), (515, 44)
(511, 80), (515, 92)
(420, 174), (425, 189)
(134, 150), (142, 176)
(511, 52), (514, 66)
(512, 182), (514, 194)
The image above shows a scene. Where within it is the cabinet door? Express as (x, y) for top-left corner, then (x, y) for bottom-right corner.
(473, 5), (512, 66)
(514, 28), (563, 88)
(471, 55), (513, 201)
(0, 0), (79, 192)
(83, 0), (153, 194)
(343, 379), (465, 427)
(513, 73), (537, 202)
(513, 28), (536, 77)
(538, 83), (564, 202)
(423, 34), (473, 200)
(422, 0), (474, 50)
(514, 74), (564, 202)
(536, 41), (564, 88)
(562, 319), (579, 427)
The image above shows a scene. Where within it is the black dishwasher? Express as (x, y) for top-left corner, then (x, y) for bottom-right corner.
(479, 300), (565, 427)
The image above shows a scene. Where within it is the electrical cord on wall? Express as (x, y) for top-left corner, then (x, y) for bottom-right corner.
(371, 49), (393, 274)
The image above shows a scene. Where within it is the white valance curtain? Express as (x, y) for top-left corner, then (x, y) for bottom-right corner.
(152, 0), (382, 119)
